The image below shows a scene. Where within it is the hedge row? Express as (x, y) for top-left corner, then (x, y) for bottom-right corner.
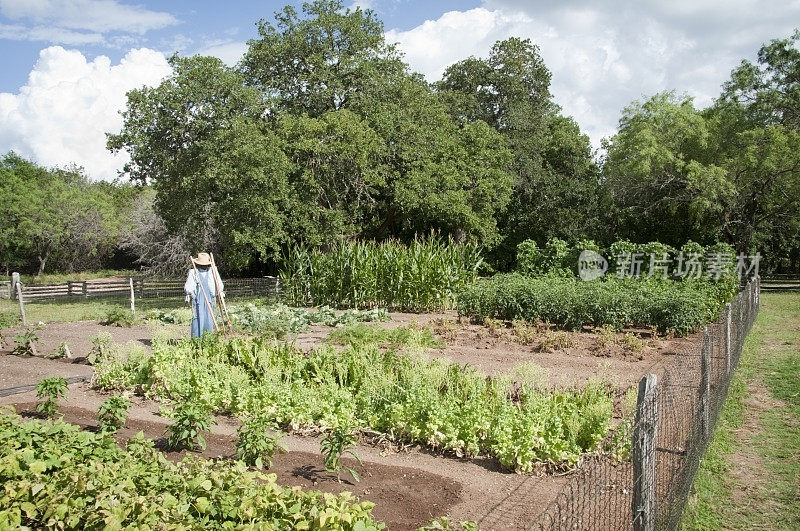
(457, 274), (729, 335)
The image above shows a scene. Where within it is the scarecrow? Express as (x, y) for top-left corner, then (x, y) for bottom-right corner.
(184, 252), (224, 337)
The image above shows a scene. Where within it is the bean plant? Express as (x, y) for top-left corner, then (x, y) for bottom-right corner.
(235, 413), (286, 468)
(164, 400), (215, 451)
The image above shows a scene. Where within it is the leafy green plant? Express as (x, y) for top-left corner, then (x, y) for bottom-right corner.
(36, 377), (68, 418)
(12, 326), (40, 356)
(164, 400), (215, 451)
(0, 409), (382, 529)
(98, 394), (131, 434)
(420, 518), (478, 531)
(101, 307), (135, 327)
(327, 323), (444, 350)
(236, 413), (287, 468)
(321, 423), (363, 483)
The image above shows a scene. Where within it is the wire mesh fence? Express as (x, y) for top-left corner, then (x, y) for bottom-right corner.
(530, 276), (760, 530)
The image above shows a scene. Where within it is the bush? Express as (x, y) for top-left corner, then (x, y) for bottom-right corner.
(457, 274), (723, 336)
(101, 307), (135, 327)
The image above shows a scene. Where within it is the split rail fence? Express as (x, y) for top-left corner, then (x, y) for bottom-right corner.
(529, 276), (760, 530)
(2, 276), (281, 303)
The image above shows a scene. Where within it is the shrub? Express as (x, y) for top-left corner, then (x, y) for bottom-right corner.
(101, 307), (135, 327)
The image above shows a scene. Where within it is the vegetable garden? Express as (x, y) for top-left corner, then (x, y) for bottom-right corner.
(0, 238), (754, 529)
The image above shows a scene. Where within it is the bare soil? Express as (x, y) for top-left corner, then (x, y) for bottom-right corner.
(0, 312), (697, 529)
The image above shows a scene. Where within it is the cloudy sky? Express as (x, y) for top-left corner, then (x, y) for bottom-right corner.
(1, 0), (798, 181)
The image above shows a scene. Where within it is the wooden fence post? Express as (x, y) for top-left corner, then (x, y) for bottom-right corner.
(633, 373), (659, 531)
(725, 303), (732, 373)
(15, 281), (27, 326)
(129, 277), (135, 314)
(82, 281), (88, 298)
(11, 272), (20, 300)
(700, 327), (711, 439)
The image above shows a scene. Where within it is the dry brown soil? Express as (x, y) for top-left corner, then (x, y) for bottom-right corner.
(0, 312), (697, 529)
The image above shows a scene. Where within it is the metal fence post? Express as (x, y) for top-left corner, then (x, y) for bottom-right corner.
(725, 303), (732, 373)
(700, 327), (711, 439)
(633, 373), (659, 531)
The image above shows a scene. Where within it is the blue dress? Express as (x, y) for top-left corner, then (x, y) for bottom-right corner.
(184, 267), (220, 338)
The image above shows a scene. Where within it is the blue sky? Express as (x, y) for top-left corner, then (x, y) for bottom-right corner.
(1, 0), (798, 181)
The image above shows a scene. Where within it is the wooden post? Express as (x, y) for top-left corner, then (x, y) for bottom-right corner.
(15, 281), (26, 326)
(724, 303), (732, 373)
(129, 277), (135, 314)
(633, 373), (659, 531)
(82, 281), (88, 298)
(11, 272), (20, 299)
(700, 327), (711, 439)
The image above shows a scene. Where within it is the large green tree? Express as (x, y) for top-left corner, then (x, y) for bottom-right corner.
(436, 38), (600, 268)
(110, 1), (513, 271)
(0, 153), (124, 274)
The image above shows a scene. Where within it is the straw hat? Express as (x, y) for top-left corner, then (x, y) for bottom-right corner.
(192, 252), (212, 266)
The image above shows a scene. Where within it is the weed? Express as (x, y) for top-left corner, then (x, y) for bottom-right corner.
(432, 318), (459, 342)
(236, 413), (287, 468)
(621, 332), (646, 354)
(482, 317), (505, 338)
(511, 319), (539, 345)
(321, 423), (363, 483)
(36, 377), (68, 418)
(98, 394), (131, 434)
(536, 330), (578, 352)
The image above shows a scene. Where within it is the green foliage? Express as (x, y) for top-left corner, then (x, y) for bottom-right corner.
(327, 324), (444, 350)
(0, 410), (382, 529)
(97, 394), (130, 434)
(227, 303), (390, 338)
(145, 307), (193, 324)
(35, 377), (67, 419)
(0, 153), (130, 274)
(101, 307), (135, 327)
(12, 327), (39, 356)
(457, 273), (727, 336)
(419, 518), (478, 531)
(321, 422), (363, 483)
(92, 343), (153, 390)
(164, 400), (216, 452)
(280, 237), (483, 311)
(87, 332), (112, 365)
(97, 334), (614, 471)
(235, 413), (286, 469)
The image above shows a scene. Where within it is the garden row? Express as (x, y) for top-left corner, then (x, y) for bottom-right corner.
(0, 409), (381, 529)
(457, 274), (733, 336)
(95, 333), (615, 472)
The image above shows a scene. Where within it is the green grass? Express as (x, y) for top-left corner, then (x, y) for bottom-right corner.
(682, 292), (800, 529)
(0, 298), (186, 324)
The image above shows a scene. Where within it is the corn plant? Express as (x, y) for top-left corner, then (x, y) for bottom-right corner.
(280, 236), (482, 311)
(321, 423), (363, 483)
(36, 377), (68, 418)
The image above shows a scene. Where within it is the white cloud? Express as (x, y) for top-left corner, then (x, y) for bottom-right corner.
(0, 0), (178, 34)
(0, 22), (103, 44)
(0, 46), (172, 181)
(196, 40), (248, 66)
(388, 0), (800, 151)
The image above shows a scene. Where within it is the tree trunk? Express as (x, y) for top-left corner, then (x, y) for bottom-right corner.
(37, 251), (49, 276)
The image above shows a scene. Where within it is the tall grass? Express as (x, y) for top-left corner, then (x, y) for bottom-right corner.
(279, 237), (483, 311)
